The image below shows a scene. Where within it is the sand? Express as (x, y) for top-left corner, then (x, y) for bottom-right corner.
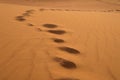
(0, 0), (120, 80)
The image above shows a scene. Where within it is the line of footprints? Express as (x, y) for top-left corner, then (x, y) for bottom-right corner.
(40, 8), (120, 12)
(39, 24), (80, 80)
(15, 9), (81, 80)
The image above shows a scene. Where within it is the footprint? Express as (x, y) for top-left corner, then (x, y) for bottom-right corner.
(47, 30), (66, 35)
(27, 23), (34, 26)
(22, 13), (31, 16)
(116, 9), (120, 12)
(107, 10), (113, 12)
(60, 61), (77, 69)
(55, 78), (79, 80)
(53, 57), (65, 62)
(52, 38), (65, 43)
(36, 28), (42, 31)
(65, 9), (70, 11)
(50, 9), (56, 11)
(53, 57), (77, 69)
(58, 47), (80, 54)
(43, 24), (58, 28)
(15, 16), (26, 21)
(40, 8), (45, 11)
(25, 9), (35, 13)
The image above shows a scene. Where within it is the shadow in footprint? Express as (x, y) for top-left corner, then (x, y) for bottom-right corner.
(55, 78), (79, 80)
(116, 9), (120, 12)
(47, 30), (66, 35)
(58, 47), (80, 54)
(43, 24), (58, 28)
(52, 38), (65, 43)
(15, 16), (26, 21)
(53, 57), (77, 69)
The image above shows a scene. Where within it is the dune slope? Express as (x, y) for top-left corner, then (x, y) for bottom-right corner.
(0, 1), (120, 80)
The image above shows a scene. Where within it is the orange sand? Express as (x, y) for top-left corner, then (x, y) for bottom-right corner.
(0, 0), (120, 80)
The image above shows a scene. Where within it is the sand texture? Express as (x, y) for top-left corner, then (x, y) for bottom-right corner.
(0, 0), (120, 80)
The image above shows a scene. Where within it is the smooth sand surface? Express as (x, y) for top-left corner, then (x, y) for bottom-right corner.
(0, 0), (120, 80)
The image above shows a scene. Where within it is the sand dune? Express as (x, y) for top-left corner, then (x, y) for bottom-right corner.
(0, 0), (120, 10)
(0, 0), (120, 80)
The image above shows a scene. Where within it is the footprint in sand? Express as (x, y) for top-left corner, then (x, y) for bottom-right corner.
(27, 23), (34, 26)
(47, 30), (66, 35)
(116, 9), (120, 12)
(50, 9), (56, 11)
(43, 24), (58, 28)
(51, 38), (65, 43)
(22, 12), (31, 16)
(107, 10), (113, 12)
(15, 16), (26, 21)
(58, 46), (80, 54)
(40, 8), (45, 11)
(65, 9), (70, 11)
(25, 9), (35, 13)
(15, 9), (35, 22)
(53, 57), (77, 69)
(22, 9), (35, 17)
(55, 78), (79, 80)
(36, 28), (42, 31)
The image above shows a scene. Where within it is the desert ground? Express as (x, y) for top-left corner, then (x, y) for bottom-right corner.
(0, 0), (120, 80)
